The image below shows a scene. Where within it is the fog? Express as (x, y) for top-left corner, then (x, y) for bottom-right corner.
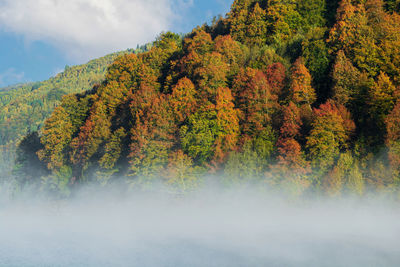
(1, 185), (400, 267)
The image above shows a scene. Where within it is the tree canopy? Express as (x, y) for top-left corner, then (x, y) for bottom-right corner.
(7, 0), (400, 198)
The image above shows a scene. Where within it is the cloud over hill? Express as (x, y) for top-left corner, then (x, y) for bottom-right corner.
(0, 0), (192, 60)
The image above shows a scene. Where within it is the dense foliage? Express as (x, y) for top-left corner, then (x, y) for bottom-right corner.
(10, 0), (400, 197)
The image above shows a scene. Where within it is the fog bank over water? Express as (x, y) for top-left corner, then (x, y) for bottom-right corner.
(0, 186), (400, 267)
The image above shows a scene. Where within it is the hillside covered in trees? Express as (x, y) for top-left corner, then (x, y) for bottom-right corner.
(0, 45), (150, 180)
(12, 0), (400, 197)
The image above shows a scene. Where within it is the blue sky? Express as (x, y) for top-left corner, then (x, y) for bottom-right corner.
(0, 0), (232, 87)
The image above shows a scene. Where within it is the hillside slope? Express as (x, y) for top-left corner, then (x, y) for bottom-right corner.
(14, 0), (400, 197)
(0, 45), (150, 178)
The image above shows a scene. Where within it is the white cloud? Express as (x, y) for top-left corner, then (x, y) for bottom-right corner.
(0, 68), (25, 86)
(0, 0), (192, 61)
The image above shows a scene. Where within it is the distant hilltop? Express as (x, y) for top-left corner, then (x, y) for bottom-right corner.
(0, 44), (151, 178)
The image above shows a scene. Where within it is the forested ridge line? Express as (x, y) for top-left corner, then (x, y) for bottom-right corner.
(11, 0), (400, 198)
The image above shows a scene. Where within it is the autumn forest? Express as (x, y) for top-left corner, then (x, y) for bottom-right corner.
(8, 0), (400, 198)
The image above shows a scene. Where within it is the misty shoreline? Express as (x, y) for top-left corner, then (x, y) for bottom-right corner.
(1, 186), (400, 267)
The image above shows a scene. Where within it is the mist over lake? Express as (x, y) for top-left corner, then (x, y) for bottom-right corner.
(1, 188), (399, 267)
